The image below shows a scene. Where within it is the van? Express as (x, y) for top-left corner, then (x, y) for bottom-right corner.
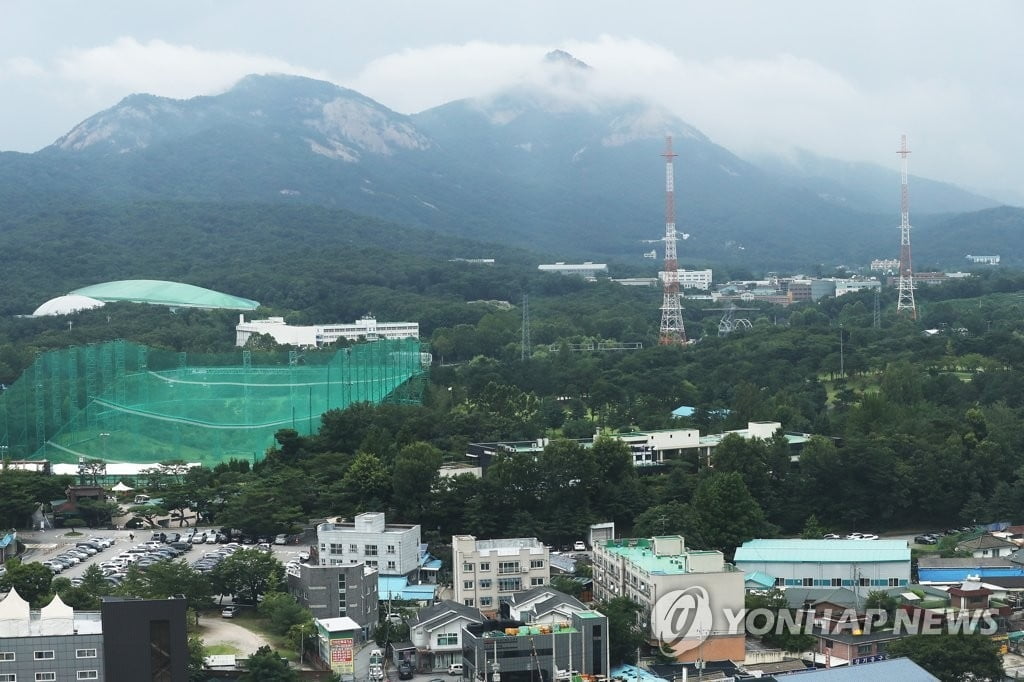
(448, 663), (463, 676)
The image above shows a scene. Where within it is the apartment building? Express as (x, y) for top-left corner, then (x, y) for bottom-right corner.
(452, 536), (550, 614)
(287, 561), (379, 638)
(591, 536), (745, 663)
(317, 512), (421, 578)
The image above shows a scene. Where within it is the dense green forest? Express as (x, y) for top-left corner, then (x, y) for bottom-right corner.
(3, 194), (1024, 554)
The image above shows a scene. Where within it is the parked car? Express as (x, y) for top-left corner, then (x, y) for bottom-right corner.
(573, 540), (587, 551)
(221, 605), (239, 618)
(822, 533), (842, 540)
(398, 662), (414, 680)
(914, 534), (938, 545)
(275, 534), (289, 545)
(448, 663), (464, 676)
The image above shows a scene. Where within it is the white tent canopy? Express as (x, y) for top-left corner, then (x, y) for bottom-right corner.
(110, 481), (134, 492)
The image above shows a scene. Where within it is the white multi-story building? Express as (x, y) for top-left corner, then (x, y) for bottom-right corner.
(966, 255), (1000, 265)
(317, 513), (421, 579)
(834, 279), (881, 297)
(452, 536), (550, 614)
(538, 262), (608, 280)
(592, 535), (745, 663)
(659, 269), (713, 290)
(870, 259), (900, 272)
(235, 315), (419, 347)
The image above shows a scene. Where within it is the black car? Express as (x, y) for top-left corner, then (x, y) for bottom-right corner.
(913, 534), (937, 545)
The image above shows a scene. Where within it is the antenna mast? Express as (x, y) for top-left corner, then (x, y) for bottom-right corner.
(659, 136), (687, 344)
(896, 134), (917, 320)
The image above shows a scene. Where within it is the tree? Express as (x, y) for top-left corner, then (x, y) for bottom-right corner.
(240, 645), (298, 682)
(886, 633), (1002, 682)
(863, 590), (898, 621)
(142, 560), (215, 616)
(599, 597), (646, 664)
(258, 591), (312, 636)
(210, 549), (284, 604)
(744, 590), (815, 652)
(62, 516), (85, 532)
(800, 514), (827, 539)
(75, 498), (121, 528)
(0, 559), (54, 607)
(187, 636), (208, 682)
(685, 471), (773, 555)
(127, 503), (170, 528)
(391, 442), (443, 522)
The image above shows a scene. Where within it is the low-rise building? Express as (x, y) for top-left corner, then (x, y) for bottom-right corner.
(917, 556), (1024, 584)
(452, 536), (550, 614)
(956, 535), (1017, 558)
(592, 536), (745, 663)
(287, 561), (379, 637)
(461, 610), (609, 682)
(408, 600), (484, 672)
(733, 539), (911, 596)
(538, 262), (608, 280)
(0, 590), (188, 682)
(317, 512), (422, 579)
(314, 616), (361, 678)
(236, 314), (419, 347)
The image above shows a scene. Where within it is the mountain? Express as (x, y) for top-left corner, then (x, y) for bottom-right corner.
(753, 148), (998, 215)
(0, 62), (1016, 269)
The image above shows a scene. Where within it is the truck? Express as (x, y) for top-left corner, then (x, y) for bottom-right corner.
(368, 649), (385, 682)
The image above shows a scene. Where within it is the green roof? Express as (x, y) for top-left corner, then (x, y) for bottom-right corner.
(734, 539), (910, 564)
(603, 539), (689, 575)
(70, 280), (259, 310)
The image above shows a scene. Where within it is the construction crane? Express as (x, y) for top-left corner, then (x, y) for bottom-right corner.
(703, 303), (756, 337)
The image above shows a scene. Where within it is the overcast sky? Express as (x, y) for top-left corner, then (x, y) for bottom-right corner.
(2, 0), (1022, 204)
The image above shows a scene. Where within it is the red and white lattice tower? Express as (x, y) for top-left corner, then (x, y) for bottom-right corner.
(659, 136), (687, 345)
(896, 134), (917, 320)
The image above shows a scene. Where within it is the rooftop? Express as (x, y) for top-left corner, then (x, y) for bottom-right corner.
(69, 279), (259, 310)
(600, 538), (728, 575)
(734, 539), (910, 564)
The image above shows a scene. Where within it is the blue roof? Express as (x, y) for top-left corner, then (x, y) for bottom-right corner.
(422, 559), (443, 570)
(919, 566), (1024, 582)
(671, 406), (695, 417)
(735, 539), (910, 564)
(744, 571), (776, 588)
(610, 664), (669, 682)
(788, 657), (937, 680)
(378, 576), (437, 601)
(0, 533), (14, 549)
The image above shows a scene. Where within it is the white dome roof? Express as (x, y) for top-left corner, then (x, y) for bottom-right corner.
(32, 294), (106, 317)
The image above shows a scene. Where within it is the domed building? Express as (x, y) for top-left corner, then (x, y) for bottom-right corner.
(32, 279), (259, 316)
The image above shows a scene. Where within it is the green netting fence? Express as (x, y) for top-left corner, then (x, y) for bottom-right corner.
(0, 339), (427, 466)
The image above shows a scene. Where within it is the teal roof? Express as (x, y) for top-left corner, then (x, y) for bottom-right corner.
(735, 539), (910, 564)
(744, 571), (776, 588)
(70, 280), (259, 310)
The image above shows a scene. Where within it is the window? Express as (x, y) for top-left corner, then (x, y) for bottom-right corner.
(802, 578), (813, 587)
(462, 562), (474, 572)
(437, 633), (458, 646)
(498, 577), (522, 592)
(774, 577), (785, 587)
(33, 652), (55, 661)
(463, 581), (474, 590)
(366, 560), (378, 568)
(0, 652), (12, 661)
(859, 578), (870, 587)
(349, 544), (358, 554)
(0, 674), (15, 682)
(480, 597), (493, 607)
(530, 560), (544, 569)
(387, 545), (396, 554)
(531, 577), (545, 586)
(387, 561), (396, 570)
(365, 544), (378, 556)
(479, 562), (490, 571)
(856, 644), (873, 655)
(151, 619), (171, 681)
(36, 675), (56, 682)
(498, 561), (520, 574)
(78, 673), (100, 680)
(76, 649), (98, 658)
(330, 543), (345, 555)
(888, 578), (901, 587)
(479, 579), (492, 589)
(831, 578), (842, 587)
(338, 574), (347, 590)
(464, 599), (475, 607)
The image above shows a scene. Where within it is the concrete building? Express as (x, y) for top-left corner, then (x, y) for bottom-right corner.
(467, 421), (818, 472)
(733, 539), (911, 596)
(236, 314), (419, 347)
(591, 536), (745, 663)
(287, 561), (379, 637)
(966, 255), (1000, 265)
(659, 269), (713, 290)
(0, 590), (188, 682)
(408, 600), (484, 672)
(955, 535), (1017, 558)
(870, 258), (901, 273)
(317, 513), (422, 579)
(506, 587), (589, 623)
(589, 523), (615, 549)
(461, 610), (609, 682)
(452, 536), (550, 614)
(315, 616), (361, 678)
(537, 262), (608, 280)
(834, 279), (881, 297)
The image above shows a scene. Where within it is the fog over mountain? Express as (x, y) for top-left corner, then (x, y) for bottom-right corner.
(0, 54), (1017, 269)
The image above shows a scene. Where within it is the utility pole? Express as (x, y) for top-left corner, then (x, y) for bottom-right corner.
(839, 324), (844, 377)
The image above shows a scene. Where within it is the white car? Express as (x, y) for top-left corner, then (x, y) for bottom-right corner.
(573, 541), (587, 551)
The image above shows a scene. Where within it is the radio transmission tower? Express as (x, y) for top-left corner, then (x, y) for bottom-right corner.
(658, 136), (687, 345)
(896, 134), (917, 320)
